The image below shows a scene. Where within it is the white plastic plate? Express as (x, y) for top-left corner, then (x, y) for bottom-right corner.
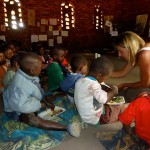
(38, 106), (66, 120)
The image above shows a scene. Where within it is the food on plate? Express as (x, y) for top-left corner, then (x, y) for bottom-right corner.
(107, 96), (125, 105)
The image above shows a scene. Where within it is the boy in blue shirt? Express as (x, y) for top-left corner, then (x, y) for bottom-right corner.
(3, 52), (81, 137)
(60, 54), (88, 103)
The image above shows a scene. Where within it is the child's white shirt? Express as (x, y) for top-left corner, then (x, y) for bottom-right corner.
(74, 77), (107, 124)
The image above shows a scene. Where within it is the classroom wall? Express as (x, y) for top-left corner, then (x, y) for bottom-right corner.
(0, 0), (149, 51)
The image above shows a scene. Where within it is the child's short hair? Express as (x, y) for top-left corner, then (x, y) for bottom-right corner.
(10, 54), (20, 66)
(70, 54), (87, 72)
(51, 45), (66, 58)
(89, 56), (114, 76)
(18, 52), (41, 72)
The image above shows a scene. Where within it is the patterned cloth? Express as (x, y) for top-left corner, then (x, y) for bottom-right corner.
(96, 129), (149, 150)
(0, 96), (87, 150)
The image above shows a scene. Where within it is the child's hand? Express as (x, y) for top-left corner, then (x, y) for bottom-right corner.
(41, 101), (47, 109)
(41, 99), (55, 111)
(110, 85), (118, 95)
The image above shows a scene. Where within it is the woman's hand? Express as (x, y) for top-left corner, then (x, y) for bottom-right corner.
(117, 83), (128, 91)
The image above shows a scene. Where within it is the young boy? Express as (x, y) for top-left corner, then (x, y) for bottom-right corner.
(74, 56), (125, 125)
(119, 93), (150, 147)
(60, 54), (88, 104)
(3, 52), (81, 137)
(47, 46), (68, 91)
(2, 54), (20, 89)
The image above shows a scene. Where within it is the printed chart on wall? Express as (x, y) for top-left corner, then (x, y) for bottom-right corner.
(136, 14), (148, 34)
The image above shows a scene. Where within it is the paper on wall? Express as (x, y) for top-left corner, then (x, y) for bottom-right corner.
(49, 26), (53, 31)
(53, 30), (59, 36)
(31, 35), (39, 42)
(105, 20), (112, 27)
(0, 35), (6, 41)
(48, 39), (54, 46)
(61, 31), (68, 36)
(50, 18), (57, 25)
(41, 19), (48, 25)
(110, 31), (118, 36)
(27, 9), (35, 26)
(57, 36), (62, 44)
(39, 35), (47, 41)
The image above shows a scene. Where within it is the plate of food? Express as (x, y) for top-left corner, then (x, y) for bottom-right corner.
(38, 106), (66, 120)
(107, 96), (125, 105)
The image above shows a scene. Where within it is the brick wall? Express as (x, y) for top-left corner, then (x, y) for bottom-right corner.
(0, 0), (149, 52)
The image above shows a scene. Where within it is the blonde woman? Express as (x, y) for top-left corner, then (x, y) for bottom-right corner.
(111, 31), (150, 102)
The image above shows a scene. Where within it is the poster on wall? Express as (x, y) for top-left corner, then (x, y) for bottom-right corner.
(136, 14), (148, 34)
(0, 35), (6, 41)
(48, 39), (54, 46)
(41, 19), (48, 25)
(31, 35), (38, 43)
(27, 9), (35, 26)
(57, 36), (62, 44)
(104, 16), (113, 33)
(39, 35), (47, 41)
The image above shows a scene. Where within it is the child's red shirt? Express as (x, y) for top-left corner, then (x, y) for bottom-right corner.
(119, 96), (150, 145)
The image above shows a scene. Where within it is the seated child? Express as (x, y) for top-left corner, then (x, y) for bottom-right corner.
(0, 51), (7, 93)
(119, 93), (150, 147)
(47, 46), (69, 91)
(2, 55), (20, 89)
(74, 56), (126, 125)
(3, 52), (81, 137)
(60, 54), (88, 104)
(4, 46), (14, 68)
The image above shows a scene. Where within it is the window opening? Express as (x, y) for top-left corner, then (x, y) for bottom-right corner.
(4, 0), (24, 29)
(61, 3), (75, 30)
(93, 5), (103, 30)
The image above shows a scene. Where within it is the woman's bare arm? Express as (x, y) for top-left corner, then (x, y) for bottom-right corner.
(118, 51), (150, 89)
(111, 62), (133, 78)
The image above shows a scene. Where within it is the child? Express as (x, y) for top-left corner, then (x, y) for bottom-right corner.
(4, 46), (14, 68)
(0, 51), (7, 93)
(60, 54), (88, 104)
(119, 93), (150, 147)
(74, 56), (125, 125)
(47, 46), (68, 91)
(3, 52), (81, 137)
(2, 55), (20, 89)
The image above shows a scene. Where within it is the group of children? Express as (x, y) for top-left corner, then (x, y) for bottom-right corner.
(0, 43), (150, 147)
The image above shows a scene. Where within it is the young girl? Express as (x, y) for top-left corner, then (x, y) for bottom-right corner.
(74, 56), (126, 125)
(3, 52), (81, 137)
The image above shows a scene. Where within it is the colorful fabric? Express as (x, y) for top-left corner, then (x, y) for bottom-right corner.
(96, 129), (149, 150)
(0, 96), (87, 150)
(119, 96), (150, 145)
